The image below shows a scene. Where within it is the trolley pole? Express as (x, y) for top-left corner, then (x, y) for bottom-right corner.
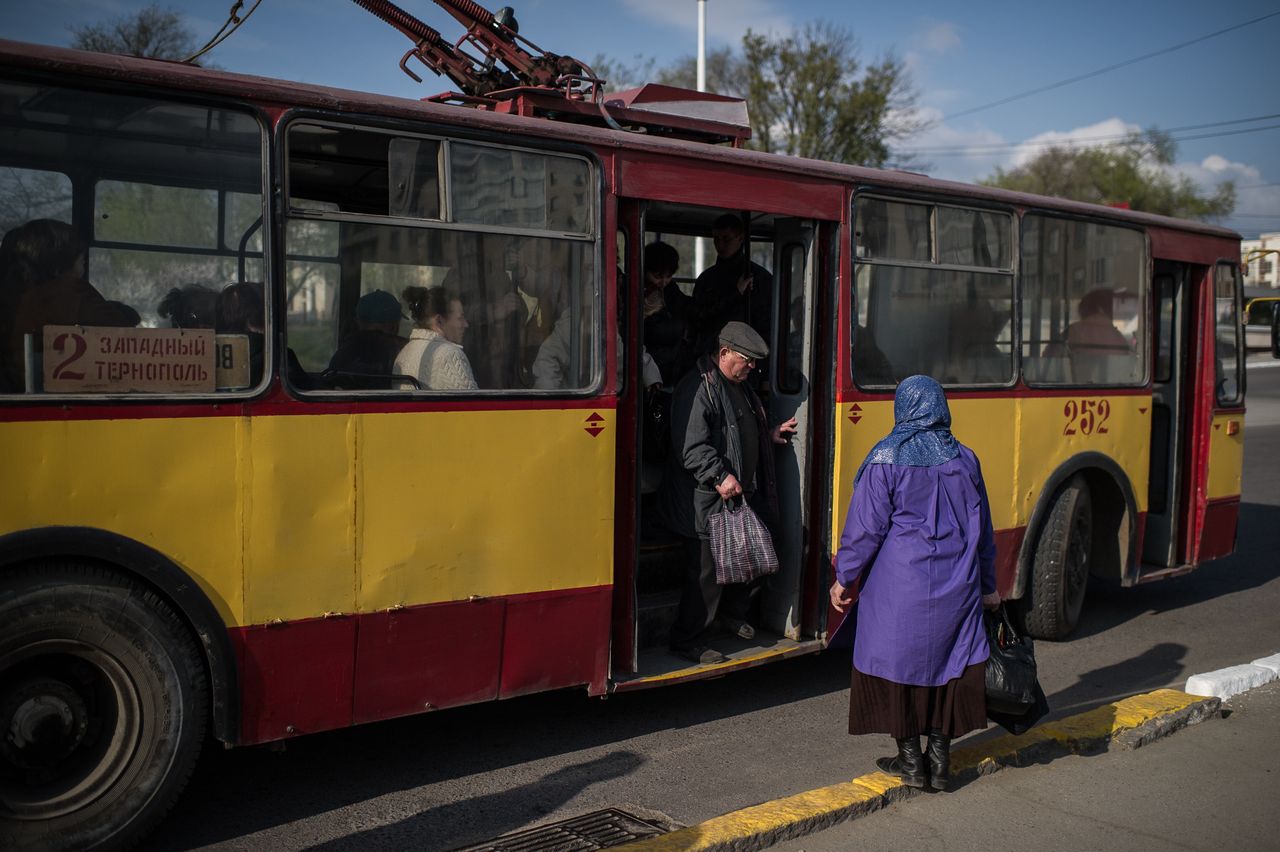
(695, 0), (708, 277)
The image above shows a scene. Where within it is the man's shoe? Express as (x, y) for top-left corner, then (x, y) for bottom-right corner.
(716, 618), (755, 640)
(926, 729), (951, 791)
(672, 644), (727, 665)
(874, 736), (926, 788)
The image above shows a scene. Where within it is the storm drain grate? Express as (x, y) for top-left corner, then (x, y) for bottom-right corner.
(454, 807), (667, 851)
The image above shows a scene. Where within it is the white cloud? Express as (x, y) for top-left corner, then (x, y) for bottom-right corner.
(917, 19), (960, 55)
(890, 106), (1008, 183)
(1009, 117), (1140, 168)
(619, 0), (791, 44)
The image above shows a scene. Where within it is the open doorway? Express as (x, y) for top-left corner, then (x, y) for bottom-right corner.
(615, 200), (825, 686)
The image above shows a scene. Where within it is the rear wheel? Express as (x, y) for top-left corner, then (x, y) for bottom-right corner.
(0, 563), (207, 851)
(1023, 475), (1092, 640)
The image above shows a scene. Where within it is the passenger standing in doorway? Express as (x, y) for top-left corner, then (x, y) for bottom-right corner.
(642, 240), (692, 386)
(830, 375), (1000, 792)
(689, 214), (773, 369)
(656, 321), (797, 665)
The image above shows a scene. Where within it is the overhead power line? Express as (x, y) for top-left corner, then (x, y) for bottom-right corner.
(943, 11), (1280, 122)
(899, 120), (1280, 159)
(901, 113), (1280, 155)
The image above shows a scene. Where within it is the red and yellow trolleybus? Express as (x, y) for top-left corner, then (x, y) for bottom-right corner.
(0, 30), (1244, 850)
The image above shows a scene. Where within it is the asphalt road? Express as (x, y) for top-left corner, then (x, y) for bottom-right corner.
(147, 364), (1280, 852)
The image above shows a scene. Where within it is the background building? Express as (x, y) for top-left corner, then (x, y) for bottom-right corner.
(1243, 233), (1279, 289)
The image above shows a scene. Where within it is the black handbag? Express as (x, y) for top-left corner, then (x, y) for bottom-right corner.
(985, 605), (1041, 715)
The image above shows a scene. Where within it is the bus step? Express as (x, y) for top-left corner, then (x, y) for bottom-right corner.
(636, 541), (685, 594)
(636, 589), (682, 650)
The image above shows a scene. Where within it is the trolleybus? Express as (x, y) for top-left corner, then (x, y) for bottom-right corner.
(0, 30), (1244, 850)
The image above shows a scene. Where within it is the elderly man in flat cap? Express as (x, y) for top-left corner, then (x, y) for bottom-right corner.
(655, 321), (797, 665)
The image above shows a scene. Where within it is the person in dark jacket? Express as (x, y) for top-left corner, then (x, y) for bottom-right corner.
(656, 321), (797, 665)
(2, 219), (139, 392)
(688, 214), (773, 367)
(641, 240), (692, 386)
(326, 289), (407, 389)
(830, 375), (1001, 791)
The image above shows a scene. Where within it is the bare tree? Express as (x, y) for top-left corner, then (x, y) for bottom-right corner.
(69, 4), (200, 62)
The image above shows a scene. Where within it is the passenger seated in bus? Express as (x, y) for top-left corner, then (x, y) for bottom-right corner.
(216, 281), (268, 387)
(1065, 288), (1130, 382)
(325, 289), (407, 390)
(1, 219), (140, 392)
(531, 288), (660, 391)
(506, 238), (569, 385)
(466, 256), (527, 390)
(642, 241), (693, 386)
(944, 299), (1008, 384)
(689, 214), (773, 369)
(395, 285), (478, 391)
(157, 284), (219, 329)
(214, 280), (311, 390)
(853, 324), (894, 386)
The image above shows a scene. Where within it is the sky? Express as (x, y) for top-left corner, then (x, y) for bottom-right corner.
(7, 0), (1280, 237)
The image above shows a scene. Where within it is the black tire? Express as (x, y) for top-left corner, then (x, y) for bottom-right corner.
(0, 563), (208, 851)
(1022, 475), (1092, 641)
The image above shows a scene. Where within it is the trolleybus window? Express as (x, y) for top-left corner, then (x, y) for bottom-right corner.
(1021, 216), (1146, 387)
(284, 122), (599, 393)
(0, 167), (72, 232)
(0, 80), (266, 396)
(1214, 262), (1243, 405)
(853, 196), (1015, 388)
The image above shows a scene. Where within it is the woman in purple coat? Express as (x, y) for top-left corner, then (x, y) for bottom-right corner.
(830, 375), (1000, 791)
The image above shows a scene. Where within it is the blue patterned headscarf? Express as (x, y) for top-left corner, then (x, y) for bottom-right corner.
(854, 375), (960, 483)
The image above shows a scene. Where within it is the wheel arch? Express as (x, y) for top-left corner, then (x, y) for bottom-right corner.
(1012, 453), (1138, 600)
(0, 526), (240, 746)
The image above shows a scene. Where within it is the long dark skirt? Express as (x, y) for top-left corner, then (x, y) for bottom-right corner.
(849, 662), (987, 739)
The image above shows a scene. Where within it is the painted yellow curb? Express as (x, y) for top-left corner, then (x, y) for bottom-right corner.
(618, 689), (1215, 852)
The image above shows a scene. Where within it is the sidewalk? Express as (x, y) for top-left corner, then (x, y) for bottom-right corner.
(771, 679), (1280, 852)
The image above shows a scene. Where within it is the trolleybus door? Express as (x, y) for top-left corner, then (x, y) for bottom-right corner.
(764, 218), (818, 640)
(1143, 266), (1190, 568)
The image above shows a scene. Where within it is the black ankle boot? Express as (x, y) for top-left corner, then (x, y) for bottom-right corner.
(875, 736), (926, 788)
(926, 729), (951, 791)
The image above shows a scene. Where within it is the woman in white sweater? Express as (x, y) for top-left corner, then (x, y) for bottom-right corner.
(394, 286), (478, 391)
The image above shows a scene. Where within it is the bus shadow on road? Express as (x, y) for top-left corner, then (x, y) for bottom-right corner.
(147, 652), (853, 850)
(1069, 501), (1280, 641)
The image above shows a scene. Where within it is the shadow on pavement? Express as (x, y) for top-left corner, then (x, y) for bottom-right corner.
(1070, 501), (1280, 641)
(306, 751), (646, 851)
(148, 652), (851, 850)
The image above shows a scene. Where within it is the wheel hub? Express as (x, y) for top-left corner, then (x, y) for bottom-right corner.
(2, 678), (90, 769)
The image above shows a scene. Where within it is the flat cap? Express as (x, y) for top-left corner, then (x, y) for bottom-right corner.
(718, 321), (768, 360)
(356, 289), (405, 323)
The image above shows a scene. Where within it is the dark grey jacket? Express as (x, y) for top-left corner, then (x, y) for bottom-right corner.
(655, 355), (777, 539)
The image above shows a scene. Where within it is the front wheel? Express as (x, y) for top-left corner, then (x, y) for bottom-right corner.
(0, 563), (208, 851)
(1022, 475), (1092, 640)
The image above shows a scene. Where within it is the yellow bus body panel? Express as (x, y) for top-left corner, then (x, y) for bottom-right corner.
(831, 394), (1152, 546)
(1, 407), (616, 627)
(355, 408), (615, 612)
(0, 416), (246, 623)
(1206, 413), (1244, 499)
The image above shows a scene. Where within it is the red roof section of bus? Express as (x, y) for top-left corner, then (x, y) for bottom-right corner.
(0, 38), (1241, 246)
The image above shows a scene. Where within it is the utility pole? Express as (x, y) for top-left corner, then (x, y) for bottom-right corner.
(695, 0), (708, 276)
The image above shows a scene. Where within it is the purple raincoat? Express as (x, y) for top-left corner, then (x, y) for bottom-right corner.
(835, 445), (996, 687)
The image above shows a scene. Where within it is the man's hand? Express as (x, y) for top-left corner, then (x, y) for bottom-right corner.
(830, 579), (854, 613)
(982, 592), (1001, 610)
(736, 272), (753, 295)
(715, 473), (743, 500)
(771, 416), (798, 444)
